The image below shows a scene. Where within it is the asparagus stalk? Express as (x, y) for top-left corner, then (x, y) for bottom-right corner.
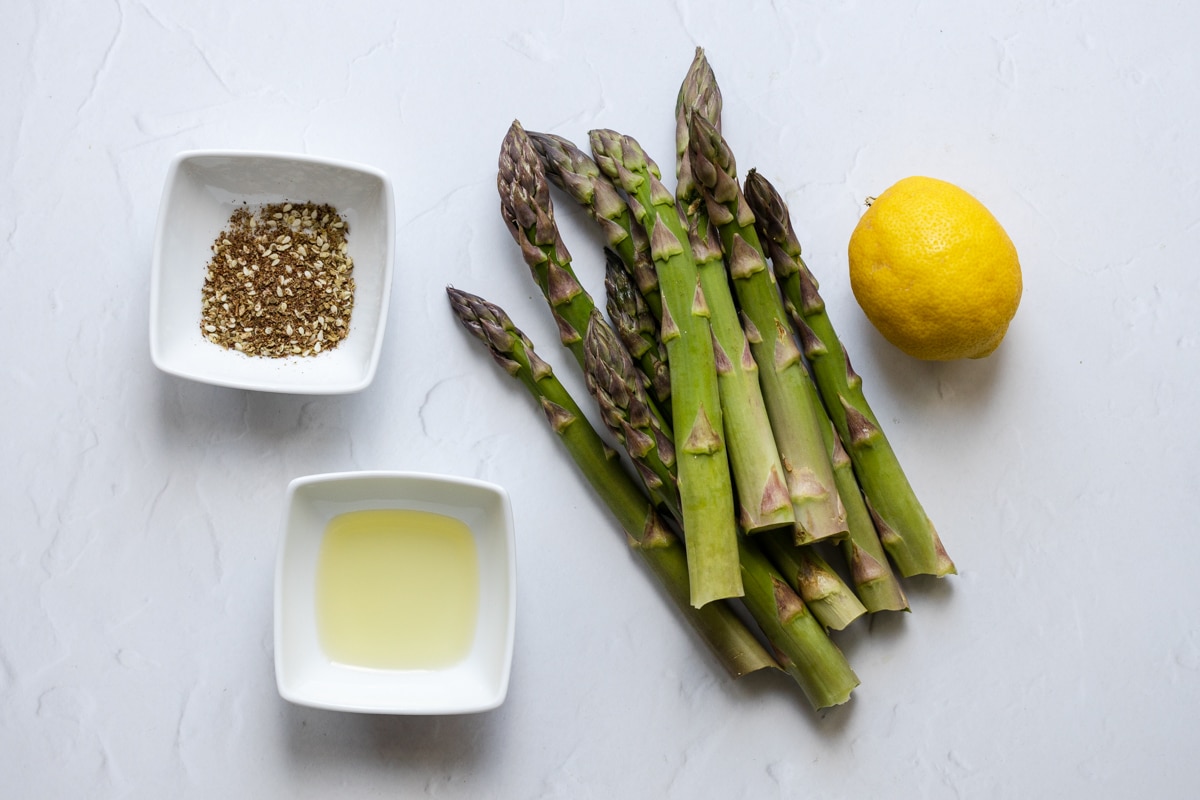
(582, 313), (680, 520)
(528, 130), (662, 320)
(672, 50), (793, 535)
(590, 128), (742, 607)
(760, 533), (867, 630)
(603, 248), (671, 409)
(742, 169), (955, 578)
(446, 287), (776, 678)
(689, 211), (794, 534)
(676, 51), (796, 537)
(828, 426), (910, 611)
(498, 121), (604, 370)
(687, 115), (848, 546)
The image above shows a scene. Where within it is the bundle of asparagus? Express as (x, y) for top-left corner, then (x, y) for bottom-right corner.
(448, 48), (952, 711)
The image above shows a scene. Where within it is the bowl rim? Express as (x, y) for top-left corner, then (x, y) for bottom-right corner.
(149, 149), (396, 395)
(273, 470), (517, 714)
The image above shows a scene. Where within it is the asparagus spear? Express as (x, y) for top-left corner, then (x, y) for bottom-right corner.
(672, 49), (793, 535)
(590, 128), (742, 607)
(582, 313), (680, 520)
(742, 169), (955, 578)
(528, 130), (662, 320)
(690, 210), (795, 534)
(675, 46), (722, 215)
(446, 287), (776, 678)
(498, 121), (603, 370)
(603, 247), (671, 409)
(687, 115), (848, 546)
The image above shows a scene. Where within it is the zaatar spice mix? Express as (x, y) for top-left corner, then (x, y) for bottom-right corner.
(201, 201), (355, 358)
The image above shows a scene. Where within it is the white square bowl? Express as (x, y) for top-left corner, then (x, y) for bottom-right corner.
(150, 150), (395, 394)
(274, 471), (517, 715)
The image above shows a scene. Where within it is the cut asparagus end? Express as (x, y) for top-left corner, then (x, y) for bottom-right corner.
(760, 531), (866, 631)
(845, 539), (910, 613)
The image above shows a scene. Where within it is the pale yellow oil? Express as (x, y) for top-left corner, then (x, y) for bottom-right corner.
(315, 508), (480, 670)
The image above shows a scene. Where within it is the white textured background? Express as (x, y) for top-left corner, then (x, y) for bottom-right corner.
(4, 1), (1198, 797)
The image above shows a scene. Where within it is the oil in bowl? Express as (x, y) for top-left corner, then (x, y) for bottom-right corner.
(275, 471), (516, 714)
(315, 509), (480, 671)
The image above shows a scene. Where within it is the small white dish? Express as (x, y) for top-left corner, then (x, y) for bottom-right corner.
(150, 150), (395, 394)
(274, 471), (517, 715)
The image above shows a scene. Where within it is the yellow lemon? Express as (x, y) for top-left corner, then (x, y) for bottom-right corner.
(847, 176), (1022, 360)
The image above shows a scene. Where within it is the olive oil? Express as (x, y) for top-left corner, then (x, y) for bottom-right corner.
(315, 508), (480, 670)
